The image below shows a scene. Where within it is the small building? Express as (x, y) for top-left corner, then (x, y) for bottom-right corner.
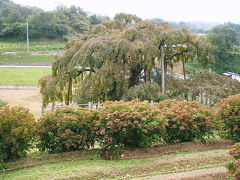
(223, 72), (240, 82)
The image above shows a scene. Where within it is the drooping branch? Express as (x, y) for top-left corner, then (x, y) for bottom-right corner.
(166, 49), (188, 61)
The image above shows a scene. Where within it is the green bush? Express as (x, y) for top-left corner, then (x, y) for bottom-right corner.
(37, 107), (98, 153)
(0, 106), (36, 161)
(37, 99), (218, 159)
(217, 94), (240, 140)
(93, 101), (166, 159)
(164, 101), (214, 143)
(226, 143), (240, 179)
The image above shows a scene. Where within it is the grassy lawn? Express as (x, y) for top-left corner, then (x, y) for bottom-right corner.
(0, 149), (229, 180)
(0, 67), (51, 86)
(0, 55), (56, 64)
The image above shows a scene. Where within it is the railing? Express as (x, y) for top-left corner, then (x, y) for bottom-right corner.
(42, 102), (103, 114)
(42, 101), (155, 114)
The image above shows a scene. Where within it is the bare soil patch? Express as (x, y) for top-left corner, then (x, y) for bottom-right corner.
(0, 89), (42, 117)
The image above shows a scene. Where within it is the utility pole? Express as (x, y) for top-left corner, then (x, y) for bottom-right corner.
(161, 45), (165, 94)
(26, 19), (29, 52)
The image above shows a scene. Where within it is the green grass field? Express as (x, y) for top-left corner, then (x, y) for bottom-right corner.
(0, 55), (55, 65)
(0, 67), (52, 86)
(0, 55), (56, 64)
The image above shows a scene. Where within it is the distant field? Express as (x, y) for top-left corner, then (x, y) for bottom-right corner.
(0, 41), (65, 53)
(0, 67), (52, 85)
(0, 55), (56, 64)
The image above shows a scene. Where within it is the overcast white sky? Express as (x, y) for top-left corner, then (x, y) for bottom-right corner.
(13, 0), (240, 23)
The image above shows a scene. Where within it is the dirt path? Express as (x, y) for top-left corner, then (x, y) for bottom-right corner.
(137, 167), (228, 180)
(0, 89), (42, 118)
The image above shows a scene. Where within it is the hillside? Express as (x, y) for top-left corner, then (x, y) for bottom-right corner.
(0, 0), (108, 40)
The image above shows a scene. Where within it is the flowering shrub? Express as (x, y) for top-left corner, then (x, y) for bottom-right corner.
(164, 101), (214, 143)
(216, 94), (240, 140)
(37, 107), (98, 153)
(0, 106), (36, 161)
(93, 101), (166, 159)
(37, 99), (218, 159)
(226, 143), (240, 179)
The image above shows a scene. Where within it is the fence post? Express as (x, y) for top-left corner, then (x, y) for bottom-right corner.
(150, 101), (154, 106)
(88, 102), (92, 110)
(51, 104), (55, 111)
(42, 106), (45, 114)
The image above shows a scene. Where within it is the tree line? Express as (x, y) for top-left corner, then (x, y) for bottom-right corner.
(0, 0), (108, 40)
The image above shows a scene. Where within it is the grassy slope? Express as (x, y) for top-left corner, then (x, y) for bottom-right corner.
(0, 40), (65, 53)
(0, 67), (51, 86)
(0, 55), (55, 64)
(0, 149), (230, 180)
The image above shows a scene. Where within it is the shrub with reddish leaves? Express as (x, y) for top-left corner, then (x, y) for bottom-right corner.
(93, 101), (166, 159)
(216, 94), (240, 140)
(164, 101), (214, 143)
(37, 107), (98, 153)
(0, 106), (36, 161)
(227, 143), (240, 179)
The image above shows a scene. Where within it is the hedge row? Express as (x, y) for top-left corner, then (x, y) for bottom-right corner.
(37, 100), (216, 159)
(0, 94), (239, 161)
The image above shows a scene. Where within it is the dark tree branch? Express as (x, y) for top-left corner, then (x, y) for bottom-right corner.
(75, 68), (96, 76)
(166, 49), (188, 60)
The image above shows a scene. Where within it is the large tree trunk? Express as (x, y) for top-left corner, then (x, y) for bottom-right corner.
(66, 74), (72, 105)
(160, 46), (165, 94)
(182, 59), (186, 80)
(129, 68), (141, 87)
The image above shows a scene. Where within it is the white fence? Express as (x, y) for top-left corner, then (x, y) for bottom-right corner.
(42, 102), (103, 114)
(42, 101), (154, 114)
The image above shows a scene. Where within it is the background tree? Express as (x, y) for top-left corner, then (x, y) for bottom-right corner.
(0, 0), (105, 40)
(207, 25), (240, 73)
(40, 17), (213, 106)
(183, 72), (240, 105)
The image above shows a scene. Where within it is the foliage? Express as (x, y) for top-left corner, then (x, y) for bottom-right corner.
(122, 81), (166, 102)
(114, 13), (142, 25)
(151, 70), (185, 98)
(185, 58), (209, 76)
(75, 63), (130, 103)
(37, 107), (98, 153)
(93, 100), (167, 159)
(0, 0), (105, 40)
(35, 99), (225, 159)
(39, 75), (64, 107)
(0, 106), (36, 161)
(207, 25), (240, 74)
(216, 94), (240, 140)
(164, 101), (214, 143)
(226, 143), (240, 179)
(184, 72), (240, 105)
(41, 17), (212, 106)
